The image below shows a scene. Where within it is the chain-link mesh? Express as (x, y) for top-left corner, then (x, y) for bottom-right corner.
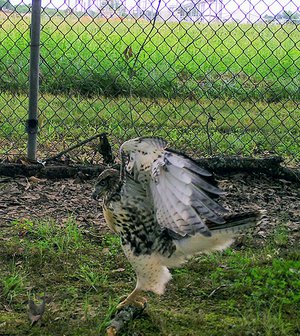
(0, 0), (299, 165)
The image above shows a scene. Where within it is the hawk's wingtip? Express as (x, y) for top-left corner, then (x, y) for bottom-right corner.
(121, 136), (168, 152)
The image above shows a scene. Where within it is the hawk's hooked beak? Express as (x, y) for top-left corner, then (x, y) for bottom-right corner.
(92, 190), (99, 200)
(120, 150), (128, 166)
(120, 150), (129, 179)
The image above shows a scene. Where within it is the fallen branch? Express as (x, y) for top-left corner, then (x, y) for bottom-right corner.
(0, 156), (299, 183)
(106, 304), (146, 336)
(44, 132), (114, 164)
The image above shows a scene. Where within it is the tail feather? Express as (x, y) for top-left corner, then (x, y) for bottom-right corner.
(167, 210), (268, 267)
(206, 210), (267, 234)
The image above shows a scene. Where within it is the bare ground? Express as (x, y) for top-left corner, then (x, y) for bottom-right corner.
(0, 172), (299, 246)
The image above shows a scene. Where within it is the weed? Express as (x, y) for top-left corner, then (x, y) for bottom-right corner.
(96, 296), (119, 335)
(76, 264), (107, 291)
(101, 235), (121, 256)
(240, 307), (295, 336)
(1, 269), (26, 304)
(14, 218), (84, 256)
(273, 226), (290, 247)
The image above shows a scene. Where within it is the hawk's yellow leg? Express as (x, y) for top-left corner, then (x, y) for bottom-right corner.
(117, 287), (147, 309)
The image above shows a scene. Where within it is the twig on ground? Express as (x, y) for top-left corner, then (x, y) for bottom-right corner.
(208, 284), (227, 298)
(45, 132), (110, 162)
(106, 304), (147, 336)
(196, 156), (284, 173)
(196, 156), (300, 183)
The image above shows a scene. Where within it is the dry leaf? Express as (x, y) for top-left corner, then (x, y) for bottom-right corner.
(20, 159), (29, 165)
(28, 176), (46, 184)
(123, 45), (134, 60)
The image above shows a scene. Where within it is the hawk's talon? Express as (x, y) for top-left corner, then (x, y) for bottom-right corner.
(116, 295), (147, 310)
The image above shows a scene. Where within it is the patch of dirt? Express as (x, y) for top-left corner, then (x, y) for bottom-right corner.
(0, 173), (299, 245)
(0, 176), (105, 233)
(219, 174), (299, 247)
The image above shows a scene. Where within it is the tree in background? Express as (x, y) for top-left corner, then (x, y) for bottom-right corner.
(277, 10), (300, 24)
(264, 10), (300, 24)
(0, 0), (14, 10)
(98, 0), (127, 17)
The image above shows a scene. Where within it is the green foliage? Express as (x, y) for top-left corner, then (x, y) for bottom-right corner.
(235, 259), (300, 307)
(0, 16), (299, 102)
(13, 218), (84, 255)
(75, 264), (108, 291)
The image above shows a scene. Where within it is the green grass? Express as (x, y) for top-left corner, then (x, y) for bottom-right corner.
(0, 14), (300, 101)
(0, 14), (299, 163)
(0, 92), (299, 162)
(0, 218), (299, 335)
(2, 270), (26, 304)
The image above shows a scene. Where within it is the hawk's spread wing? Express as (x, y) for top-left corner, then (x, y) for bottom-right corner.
(121, 137), (228, 237)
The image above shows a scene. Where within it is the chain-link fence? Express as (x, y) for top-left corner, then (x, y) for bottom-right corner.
(0, 0), (299, 165)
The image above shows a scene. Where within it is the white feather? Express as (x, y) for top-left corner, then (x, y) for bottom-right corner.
(155, 171), (211, 235)
(155, 179), (186, 231)
(123, 245), (172, 295)
(165, 233), (235, 268)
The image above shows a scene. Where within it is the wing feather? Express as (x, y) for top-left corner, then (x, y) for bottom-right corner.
(151, 182), (182, 229)
(192, 186), (228, 216)
(165, 151), (212, 177)
(158, 167), (224, 227)
(120, 137), (228, 237)
(165, 164), (224, 196)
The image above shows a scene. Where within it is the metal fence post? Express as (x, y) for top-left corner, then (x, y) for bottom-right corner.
(27, 0), (41, 162)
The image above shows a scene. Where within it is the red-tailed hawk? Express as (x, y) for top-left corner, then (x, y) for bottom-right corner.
(93, 137), (266, 308)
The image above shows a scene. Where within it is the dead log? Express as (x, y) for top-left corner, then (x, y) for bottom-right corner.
(195, 156), (300, 183)
(0, 156), (299, 183)
(0, 163), (108, 179)
(196, 156), (284, 173)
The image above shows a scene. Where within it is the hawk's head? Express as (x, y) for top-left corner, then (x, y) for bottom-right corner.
(92, 168), (120, 200)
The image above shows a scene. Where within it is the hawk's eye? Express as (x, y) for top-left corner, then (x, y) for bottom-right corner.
(98, 180), (107, 186)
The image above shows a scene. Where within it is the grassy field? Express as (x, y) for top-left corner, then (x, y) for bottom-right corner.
(0, 218), (299, 336)
(1, 14), (299, 163)
(1, 92), (299, 162)
(0, 15), (300, 102)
